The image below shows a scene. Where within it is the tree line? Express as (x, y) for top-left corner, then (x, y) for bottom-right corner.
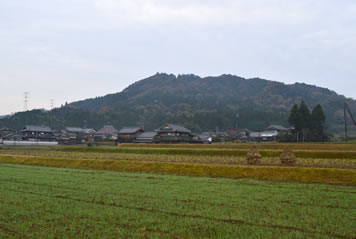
(287, 101), (327, 142)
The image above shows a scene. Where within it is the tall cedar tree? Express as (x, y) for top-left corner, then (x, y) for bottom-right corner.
(298, 101), (311, 130)
(288, 104), (301, 132)
(288, 101), (327, 142)
(311, 104), (326, 141)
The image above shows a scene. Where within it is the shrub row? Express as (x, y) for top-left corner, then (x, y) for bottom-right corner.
(0, 155), (354, 185)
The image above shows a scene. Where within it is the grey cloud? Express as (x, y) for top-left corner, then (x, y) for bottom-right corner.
(0, 0), (355, 114)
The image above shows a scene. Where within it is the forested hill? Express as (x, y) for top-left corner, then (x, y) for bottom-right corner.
(1, 73), (355, 134)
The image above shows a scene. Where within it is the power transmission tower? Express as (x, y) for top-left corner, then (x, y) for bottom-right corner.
(24, 92), (29, 111)
(50, 99), (54, 109)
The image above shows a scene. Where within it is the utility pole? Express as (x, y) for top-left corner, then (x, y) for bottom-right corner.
(236, 113), (239, 137)
(344, 101), (356, 140)
(344, 102), (348, 140)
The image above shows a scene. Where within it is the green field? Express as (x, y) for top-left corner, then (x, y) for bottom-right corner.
(0, 163), (355, 239)
(0, 144), (355, 238)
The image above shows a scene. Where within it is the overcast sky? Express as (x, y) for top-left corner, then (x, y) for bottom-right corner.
(1, 0), (356, 115)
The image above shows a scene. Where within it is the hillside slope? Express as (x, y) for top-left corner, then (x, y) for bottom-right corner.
(1, 73), (355, 134)
(70, 73), (355, 133)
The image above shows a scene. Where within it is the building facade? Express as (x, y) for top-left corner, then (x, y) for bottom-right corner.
(117, 127), (144, 143)
(155, 124), (193, 143)
(21, 125), (56, 142)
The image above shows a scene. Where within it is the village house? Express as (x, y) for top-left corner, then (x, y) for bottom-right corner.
(155, 124), (193, 143)
(212, 131), (229, 142)
(65, 127), (96, 142)
(134, 131), (158, 144)
(0, 128), (21, 143)
(117, 127), (144, 143)
(94, 125), (118, 141)
(21, 125), (57, 142)
(250, 130), (279, 142)
(265, 125), (289, 133)
(3, 133), (23, 142)
(55, 130), (77, 145)
(0, 128), (14, 137)
(196, 132), (213, 144)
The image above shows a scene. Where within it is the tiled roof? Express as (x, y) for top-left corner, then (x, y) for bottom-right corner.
(136, 132), (157, 138)
(266, 125), (288, 131)
(119, 127), (143, 134)
(156, 124), (191, 133)
(66, 127), (84, 133)
(22, 125), (52, 132)
(2, 132), (22, 140)
(96, 125), (118, 135)
(66, 127), (95, 134)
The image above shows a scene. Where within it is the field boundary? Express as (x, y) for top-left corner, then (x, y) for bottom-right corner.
(120, 143), (356, 151)
(0, 154), (355, 185)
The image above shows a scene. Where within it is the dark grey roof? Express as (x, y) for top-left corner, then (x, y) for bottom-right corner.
(2, 132), (22, 140)
(22, 125), (52, 132)
(266, 125), (288, 131)
(66, 127), (95, 134)
(95, 125), (118, 135)
(66, 127), (84, 133)
(136, 132), (158, 138)
(119, 127), (143, 134)
(156, 124), (191, 133)
(60, 130), (76, 137)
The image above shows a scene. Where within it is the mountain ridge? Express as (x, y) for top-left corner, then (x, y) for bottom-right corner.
(1, 73), (355, 135)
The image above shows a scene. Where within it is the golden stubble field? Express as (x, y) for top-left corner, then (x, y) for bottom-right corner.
(0, 143), (355, 185)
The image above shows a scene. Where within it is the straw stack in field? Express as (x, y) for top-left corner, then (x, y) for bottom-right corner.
(280, 147), (296, 166)
(246, 146), (262, 165)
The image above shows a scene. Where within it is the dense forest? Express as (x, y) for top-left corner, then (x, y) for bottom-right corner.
(1, 73), (355, 135)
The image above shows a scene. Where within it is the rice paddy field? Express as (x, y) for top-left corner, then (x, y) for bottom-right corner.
(0, 143), (355, 238)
